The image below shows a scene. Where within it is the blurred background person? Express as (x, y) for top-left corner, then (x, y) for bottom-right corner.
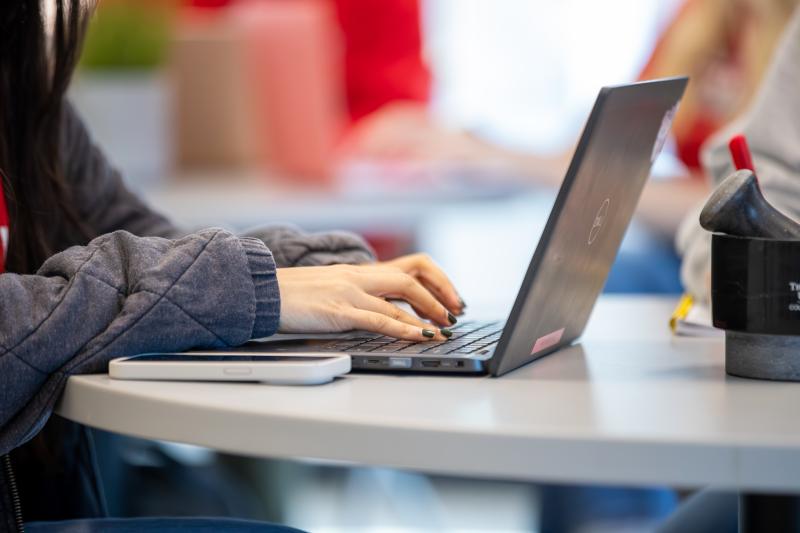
(636, 0), (800, 238)
(677, 2), (800, 303)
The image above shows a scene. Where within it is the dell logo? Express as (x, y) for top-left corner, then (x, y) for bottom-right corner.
(588, 198), (610, 245)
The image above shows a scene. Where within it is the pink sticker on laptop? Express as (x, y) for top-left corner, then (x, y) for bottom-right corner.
(531, 328), (565, 355)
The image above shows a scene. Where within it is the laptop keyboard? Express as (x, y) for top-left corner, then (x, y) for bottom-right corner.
(318, 321), (504, 356)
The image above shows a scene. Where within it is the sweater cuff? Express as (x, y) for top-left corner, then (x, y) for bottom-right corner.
(240, 237), (281, 339)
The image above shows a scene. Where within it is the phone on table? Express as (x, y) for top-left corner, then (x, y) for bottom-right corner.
(109, 352), (351, 385)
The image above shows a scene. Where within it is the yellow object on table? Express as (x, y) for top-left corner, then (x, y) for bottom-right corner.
(669, 293), (721, 337)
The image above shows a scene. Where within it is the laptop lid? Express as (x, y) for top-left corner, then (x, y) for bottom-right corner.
(489, 77), (688, 377)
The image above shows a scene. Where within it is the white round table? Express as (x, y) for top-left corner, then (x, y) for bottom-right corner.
(56, 297), (800, 493)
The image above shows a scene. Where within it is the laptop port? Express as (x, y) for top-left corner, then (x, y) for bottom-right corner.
(421, 360), (441, 368)
(366, 359), (382, 365)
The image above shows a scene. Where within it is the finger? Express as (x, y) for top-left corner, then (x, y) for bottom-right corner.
(363, 272), (454, 327)
(358, 294), (434, 331)
(416, 270), (463, 316)
(345, 309), (443, 341)
(393, 255), (464, 314)
(359, 295), (452, 340)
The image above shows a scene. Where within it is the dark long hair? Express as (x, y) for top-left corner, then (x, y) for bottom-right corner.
(0, 1), (92, 274)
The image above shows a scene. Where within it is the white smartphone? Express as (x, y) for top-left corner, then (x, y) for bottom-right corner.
(109, 352), (351, 385)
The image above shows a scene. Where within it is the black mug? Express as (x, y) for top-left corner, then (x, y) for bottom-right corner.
(711, 233), (800, 335)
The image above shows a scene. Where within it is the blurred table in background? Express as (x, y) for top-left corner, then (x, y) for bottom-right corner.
(144, 169), (680, 319)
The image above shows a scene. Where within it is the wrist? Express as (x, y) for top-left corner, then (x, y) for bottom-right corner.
(240, 237), (281, 338)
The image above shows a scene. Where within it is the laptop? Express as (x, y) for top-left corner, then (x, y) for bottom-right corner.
(250, 77), (688, 377)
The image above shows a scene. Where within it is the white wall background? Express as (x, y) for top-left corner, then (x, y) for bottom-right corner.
(425, 0), (683, 154)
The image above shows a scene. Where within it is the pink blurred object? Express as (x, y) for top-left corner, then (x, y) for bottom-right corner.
(233, 0), (345, 182)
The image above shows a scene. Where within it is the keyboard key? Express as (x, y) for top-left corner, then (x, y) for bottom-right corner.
(399, 344), (437, 354)
(422, 344), (457, 355)
(470, 341), (499, 353)
(356, 342), (391, 352)
(440, 341), (475, 352)
(324, 342), (362, 351)
(373, 342), (414, 353)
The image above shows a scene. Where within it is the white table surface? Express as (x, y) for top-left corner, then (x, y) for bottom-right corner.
(56, 296), (800, 493)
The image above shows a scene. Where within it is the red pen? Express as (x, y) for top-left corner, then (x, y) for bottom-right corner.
(728, 134), (757, 175)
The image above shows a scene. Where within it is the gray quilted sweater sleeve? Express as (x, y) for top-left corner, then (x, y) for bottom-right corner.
(677, 8), (800, 301)
(0, 229), (280, 454)
(242, 224), (375, 267)
(0, 106), (374, 454)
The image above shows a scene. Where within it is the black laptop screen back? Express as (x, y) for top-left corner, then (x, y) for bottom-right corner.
(489, 77), (687, 376)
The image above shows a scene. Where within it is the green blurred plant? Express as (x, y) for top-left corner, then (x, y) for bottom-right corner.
(79, 1), (175, 71)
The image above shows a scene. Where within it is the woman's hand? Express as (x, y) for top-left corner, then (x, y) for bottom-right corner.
(276, 254), (464, 341)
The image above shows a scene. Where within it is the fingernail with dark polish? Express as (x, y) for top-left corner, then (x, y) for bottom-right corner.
(447, 312), (458, 325)
(440, 328), (453, 338)
(422, 329), (435, 338)
(459, 298), (467, 309)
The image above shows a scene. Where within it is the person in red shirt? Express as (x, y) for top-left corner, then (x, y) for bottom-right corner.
(186, 0), (431, 125)
(332, 0), (431, 122)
